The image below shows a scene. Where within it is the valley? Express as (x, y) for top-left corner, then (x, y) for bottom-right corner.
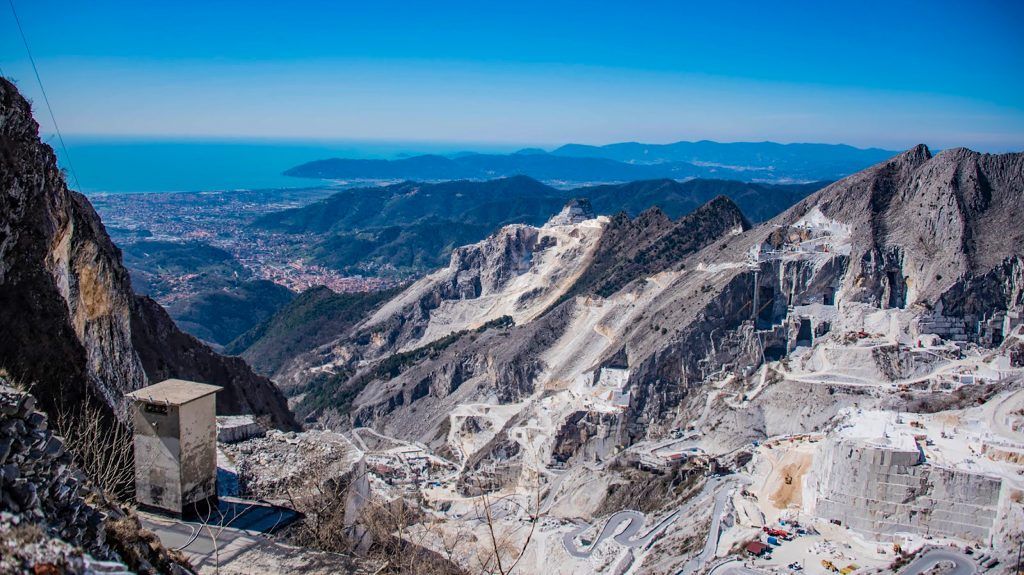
(235, 145), (1023, 574)
(178, 144), (1022, 574)
(91, 177), (822, 350)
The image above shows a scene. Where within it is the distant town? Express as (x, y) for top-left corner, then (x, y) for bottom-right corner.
(90, 187), (400, 302)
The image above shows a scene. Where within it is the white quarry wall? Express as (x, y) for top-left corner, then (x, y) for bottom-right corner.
(815, 439), (1002, 543)
(597, 367), (630, 390)
(217, 415), (263, 444)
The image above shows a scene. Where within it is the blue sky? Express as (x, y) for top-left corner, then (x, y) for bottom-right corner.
(2, 0), (1023, 151)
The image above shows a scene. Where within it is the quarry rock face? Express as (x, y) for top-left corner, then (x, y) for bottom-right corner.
(281, 144), (1023, 558)
(0, 78), (295, 429)
(545, 197), (596, 227)
(615, 145), (1024, 439)
(221, 428), (371, 551)
(797, 145), (1024, 309)
(814, 437), (1001, 543)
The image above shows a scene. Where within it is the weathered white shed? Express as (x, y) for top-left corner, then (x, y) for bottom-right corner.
(126, 379), (222, 516)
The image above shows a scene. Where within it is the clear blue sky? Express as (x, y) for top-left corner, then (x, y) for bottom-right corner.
(2, 0), (1023, 151)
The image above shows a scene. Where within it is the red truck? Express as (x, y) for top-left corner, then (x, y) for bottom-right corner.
(762, 527), (792, 539)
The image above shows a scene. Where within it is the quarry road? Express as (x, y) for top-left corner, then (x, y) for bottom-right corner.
(706, 560), (763, 575)
(901, 549), (976, 575)
(141, 515), (265, 570)
(561, 475), (740, 566)
(562, 509), (678, 558)
(677, 476), (742, 575)
(990, 389), (1024, 442)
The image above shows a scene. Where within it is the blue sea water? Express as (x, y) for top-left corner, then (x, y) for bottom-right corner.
(54, 136), (522, 195)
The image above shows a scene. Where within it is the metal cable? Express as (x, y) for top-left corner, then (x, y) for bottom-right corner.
(7, 0), (83, 192)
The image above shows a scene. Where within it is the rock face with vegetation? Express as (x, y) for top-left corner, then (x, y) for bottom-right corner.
(252, 175), (821, 277)
(278, 194), (750, 433)
(225, 285), (401, 378)
(130, 296), (297, 427)
(0, 77), (296, 428)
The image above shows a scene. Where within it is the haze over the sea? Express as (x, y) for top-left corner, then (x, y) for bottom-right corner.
(62, 136), (522, 194)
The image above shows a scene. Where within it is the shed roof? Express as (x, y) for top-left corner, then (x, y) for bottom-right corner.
(125, 379), (222, 406)
(745, 541), (770, 555)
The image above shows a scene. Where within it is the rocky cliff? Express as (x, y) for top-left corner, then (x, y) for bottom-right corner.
(130, 295), (296, 427)
(284, 194), (751, 435)
(0, 78), (295, 429)
(612, 145), (1024, 443)
(789, 144), (1024, 308)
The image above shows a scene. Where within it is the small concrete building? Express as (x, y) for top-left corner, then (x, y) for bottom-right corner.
(126, 379), (222, 516)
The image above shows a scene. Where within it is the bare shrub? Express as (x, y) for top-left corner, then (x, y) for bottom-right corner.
(471, 478), (542, 575)
(53, 401), (134, 501)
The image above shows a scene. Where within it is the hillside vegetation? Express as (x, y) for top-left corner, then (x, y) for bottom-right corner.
(254, 176), (823, 277)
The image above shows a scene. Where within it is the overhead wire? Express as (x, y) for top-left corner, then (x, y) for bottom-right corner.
(7, 0), (83, 192)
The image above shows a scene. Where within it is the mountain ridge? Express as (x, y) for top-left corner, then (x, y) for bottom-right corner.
(286, 140), (897, 184)
(253, 176), (823, 277)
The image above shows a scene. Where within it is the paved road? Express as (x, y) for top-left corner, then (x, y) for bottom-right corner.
(139, 499), (299, 570)
(561, 475), (740, 566)
(706, 560), (763, 575)
(562, 509), (681, 558)
(677, 477), (737, 575)
(901, 549), (976, 575)
(140, 514), (267, 570)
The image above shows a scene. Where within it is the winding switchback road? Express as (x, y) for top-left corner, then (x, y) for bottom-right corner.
(677, 476), (742, 575)
(562, 509), (681, 558)
(561, 475), (741, 569)
(900, 549), (976, 575)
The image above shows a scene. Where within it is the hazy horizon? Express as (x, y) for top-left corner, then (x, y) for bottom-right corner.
(59, 135), (904, 195)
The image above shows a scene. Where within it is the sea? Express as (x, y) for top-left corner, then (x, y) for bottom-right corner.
(54, 136), (523, 195)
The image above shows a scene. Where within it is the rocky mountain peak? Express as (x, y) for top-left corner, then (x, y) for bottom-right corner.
(900, 143), (933, 165)
(776, 144), (1023, 310)
(693, 194), (749, 229)
(545, 197), (596, 227)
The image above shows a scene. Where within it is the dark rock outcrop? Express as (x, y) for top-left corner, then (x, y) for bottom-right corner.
(1, 78), (142, 414)
(565, 195), (749, 298)
(0, 383), (192, 574)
